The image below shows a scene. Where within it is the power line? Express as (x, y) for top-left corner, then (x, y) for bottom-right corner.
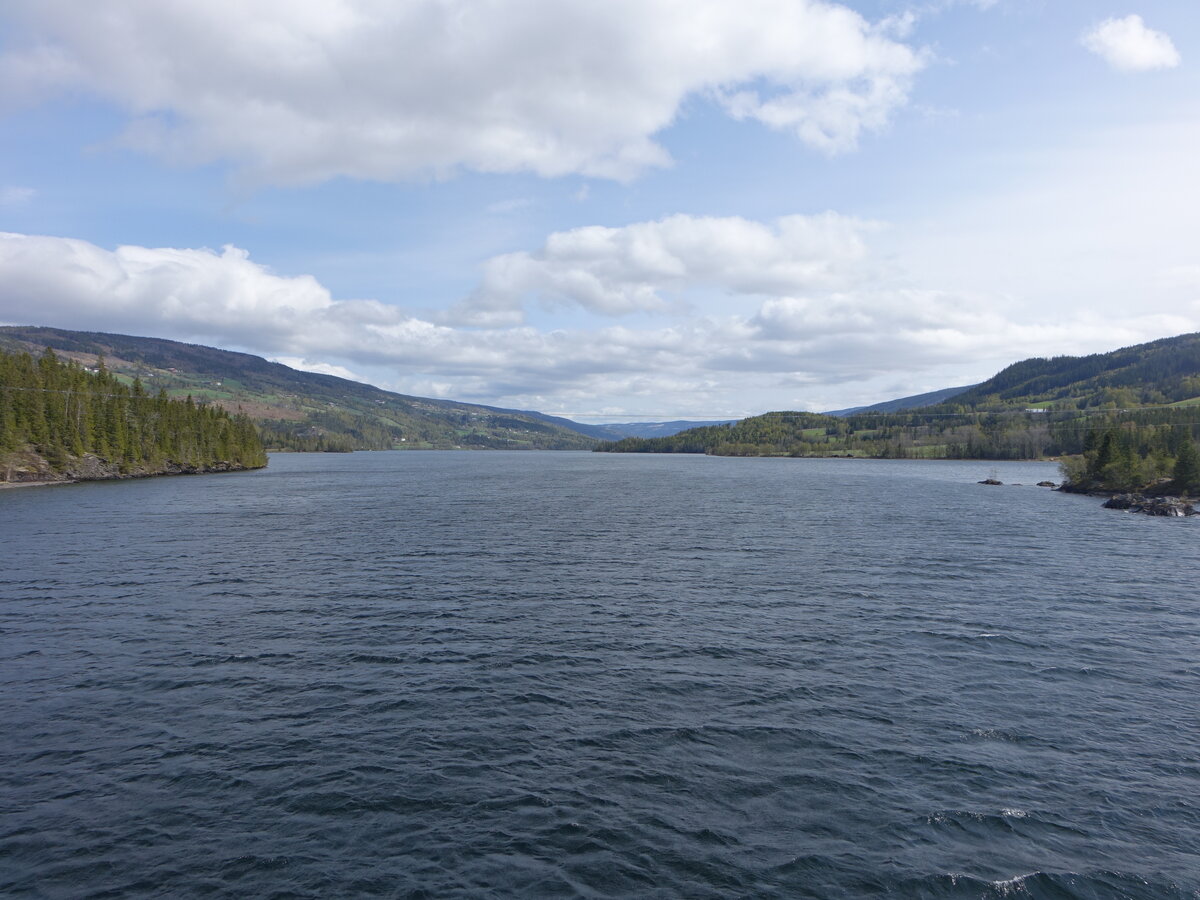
(0, 385), (210, 400)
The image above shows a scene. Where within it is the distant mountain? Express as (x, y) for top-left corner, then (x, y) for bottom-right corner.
(0, 326), (599, 451)
(501, 411), (619, 442)
(598, 332), (1200, 460)
(825, 385), (975, 417)
(592, 420), (740, 439)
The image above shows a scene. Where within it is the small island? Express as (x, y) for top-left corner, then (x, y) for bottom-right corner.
(1, 347), (266, 486)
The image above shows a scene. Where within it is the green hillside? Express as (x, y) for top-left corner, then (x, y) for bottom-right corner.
(597, 333), (1200, 474)
(943, 332), (1200, 410)
(0, 327), (598, 452)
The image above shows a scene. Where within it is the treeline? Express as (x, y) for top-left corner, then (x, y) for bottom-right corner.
(1, 347), (266, 478)
(596, 409), (1063, 459)
(1059, 424), (1200, 494)
(596, 407), (1200, 467)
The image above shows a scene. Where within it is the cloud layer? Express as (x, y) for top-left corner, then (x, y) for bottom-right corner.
(0, 0), (923, 183)
(1082, 15), (1181, 72)
(4, 226), (1195, 416)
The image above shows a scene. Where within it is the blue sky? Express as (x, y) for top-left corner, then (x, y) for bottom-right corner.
(1, 0), (1197, 420)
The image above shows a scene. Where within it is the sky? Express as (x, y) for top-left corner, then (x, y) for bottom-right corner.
(1, 0), (1198, 421)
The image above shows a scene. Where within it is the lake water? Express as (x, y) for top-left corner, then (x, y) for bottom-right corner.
(2, 452), (1198, 898)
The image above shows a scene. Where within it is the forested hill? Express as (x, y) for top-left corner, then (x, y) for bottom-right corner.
(1, 347), (266, 484)
(941, 332), (1200, 410)
(0, 326), (598, 451)
(597, 332), (1200, 463)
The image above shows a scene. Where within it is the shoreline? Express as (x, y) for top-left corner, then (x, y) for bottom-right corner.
(0, 479), (76, 490)
(1057, 484), (1197, 517)
(1, 461), (266, 491)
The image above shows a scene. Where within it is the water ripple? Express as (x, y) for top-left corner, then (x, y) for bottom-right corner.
(2, 453), (1198, 898)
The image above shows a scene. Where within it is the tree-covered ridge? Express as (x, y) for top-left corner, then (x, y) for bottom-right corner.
(597, 406), (1200, 462)
(0, 326), (600, 451)
(596, 333), (1200, 480)
(941, 332), (1200, 410)
(1, 347), (266, 481)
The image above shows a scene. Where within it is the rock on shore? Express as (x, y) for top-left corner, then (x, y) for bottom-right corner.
(1, 448), (262, 486)
(1102, 494), (1197, 517)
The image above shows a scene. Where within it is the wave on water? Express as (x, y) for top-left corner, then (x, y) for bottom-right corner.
(2, 453), (1198, 897)
(893, 870), (1199, 899)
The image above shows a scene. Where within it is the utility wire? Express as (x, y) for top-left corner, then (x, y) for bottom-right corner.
(0, 385), (217, 400)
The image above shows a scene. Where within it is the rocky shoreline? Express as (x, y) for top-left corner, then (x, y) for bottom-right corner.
(1, 449), (265, 487)
(978, 475), (1196, 517)
(1052, 480), (1194, 516)
(1097, 493), (1196, 517)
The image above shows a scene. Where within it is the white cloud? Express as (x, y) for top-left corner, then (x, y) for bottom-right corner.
(0, 233), (334, 342)
(3, 227), (1196, 418)
(270, 357), (367, 382)
(453, 213), (876, 325)
(1082, 15), (1181, 72)
(0, 0), (923, 184)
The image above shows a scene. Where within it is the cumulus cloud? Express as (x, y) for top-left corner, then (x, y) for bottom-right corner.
(0, 233), (335, 343)
(1082, 15), (1181, 72)
(453, 213), (875, 325)
(2, 229), (1194, 417)
(752, 289), (1001, 343)
(0, 0), (923, 184)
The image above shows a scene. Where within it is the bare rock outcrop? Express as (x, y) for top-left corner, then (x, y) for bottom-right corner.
(1102, 493), (1196, 517)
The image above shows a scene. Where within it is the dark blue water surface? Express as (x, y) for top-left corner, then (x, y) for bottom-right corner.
(2, 452), (1199, 898)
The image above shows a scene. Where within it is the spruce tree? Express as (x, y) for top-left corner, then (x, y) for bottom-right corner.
(1174, 439), (1200, 496)
(1, 345), (266, 479)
